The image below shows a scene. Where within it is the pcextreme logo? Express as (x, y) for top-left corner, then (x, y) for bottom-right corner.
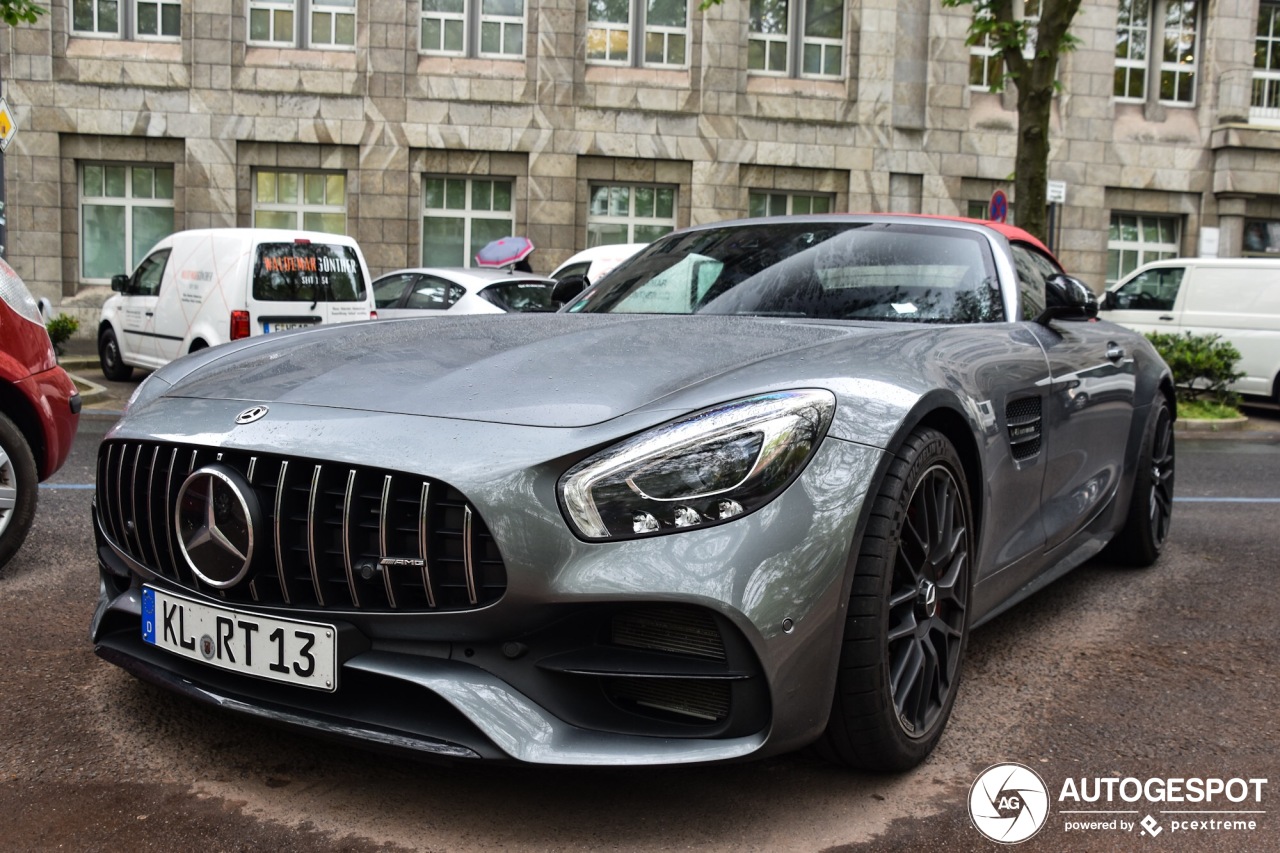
(969, 766), (1270, 844)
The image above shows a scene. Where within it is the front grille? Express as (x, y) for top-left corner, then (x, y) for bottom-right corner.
(1005, 396), (1043, 461)
(96, 440), (506, 612)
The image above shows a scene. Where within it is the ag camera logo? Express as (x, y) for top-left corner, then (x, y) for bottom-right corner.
(969, 763), (1051, 844)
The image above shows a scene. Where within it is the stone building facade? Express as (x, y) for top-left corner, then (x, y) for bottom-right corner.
(5, 0), (1280, 324)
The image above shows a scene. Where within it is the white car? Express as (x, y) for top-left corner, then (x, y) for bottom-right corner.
(550, 244), (646, 284)
(372, 267), (558, 316)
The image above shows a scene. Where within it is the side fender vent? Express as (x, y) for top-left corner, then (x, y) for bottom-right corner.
(1005, 396), (1043, 461)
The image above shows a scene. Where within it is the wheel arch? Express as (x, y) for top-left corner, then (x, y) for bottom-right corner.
(882, 395), (987, 548)
(0, 382), (47, 480)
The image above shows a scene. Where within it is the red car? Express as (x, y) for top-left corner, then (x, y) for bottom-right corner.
(0, 259), (80, 569)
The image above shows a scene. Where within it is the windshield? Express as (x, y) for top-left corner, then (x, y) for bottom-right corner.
(253, 242), (368, 302)
(566, 222), (1004, 323)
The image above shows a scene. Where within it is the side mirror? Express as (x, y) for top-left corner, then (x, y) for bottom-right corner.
(111, 274), (130, 293)
(1036, 274), (1098, 324)
(551, 273), (589, 306)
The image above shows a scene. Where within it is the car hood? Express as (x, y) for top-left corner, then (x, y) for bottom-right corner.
(161, 314), (874, 428)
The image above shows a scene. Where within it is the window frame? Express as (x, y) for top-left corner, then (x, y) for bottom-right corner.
(420, 176), (518, 268)
(252, 168), (350, 234)
(71, 0), (182, 41)
(1252, 1), (1280, 124)
(587, 183), (678, 247)
(421, 0), (527, 60)
(967, 0), (1040, 92)
(748, 0), (845, 80)
(748, 190), (834, 217)
(78, 161), (177, 284)
(1106, 212), (1181, 286)
(1112, 0), (1199, 106)
(248, 0), (357, 50)
(586, 0), (690, 69)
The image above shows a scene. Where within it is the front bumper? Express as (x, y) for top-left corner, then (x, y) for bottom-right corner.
(91, 404), (880, 765)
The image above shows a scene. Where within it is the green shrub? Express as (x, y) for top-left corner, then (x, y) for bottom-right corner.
(45, 313), (80, 357)
(1144, 331), (1244, 406)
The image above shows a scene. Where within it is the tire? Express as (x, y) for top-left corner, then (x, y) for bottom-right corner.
(0, 412), (39, 571)
(1105, 398), (1175, 567)
(818, 427), (974, 771)
(99, 328), (133, 381)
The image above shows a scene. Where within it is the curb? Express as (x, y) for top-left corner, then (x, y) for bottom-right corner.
(1174, 416), (1249, 433)
(68, 372), (108, 407)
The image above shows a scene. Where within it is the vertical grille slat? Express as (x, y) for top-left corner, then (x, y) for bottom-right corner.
(307, 464), (326, 607)
(95, 440), (505, 614)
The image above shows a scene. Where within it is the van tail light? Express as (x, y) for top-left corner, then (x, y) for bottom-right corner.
(370, 309), (378, 320)
(230, 310), (251, 340)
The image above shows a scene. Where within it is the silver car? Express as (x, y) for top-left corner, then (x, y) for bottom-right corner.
(90, 215), (1175, 771)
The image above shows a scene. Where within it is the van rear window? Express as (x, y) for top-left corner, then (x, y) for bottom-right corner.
(253, 243), (367, 302)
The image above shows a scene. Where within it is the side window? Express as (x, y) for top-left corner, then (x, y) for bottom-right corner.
(1009, 243), (1060, 321)
(133, 249), (170, 297)
(1112, 267), (1184, 311)
(405, 276), (452, 310)
(373, 274), (416, 309)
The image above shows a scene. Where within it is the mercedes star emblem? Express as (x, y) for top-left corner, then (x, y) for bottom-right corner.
(235, 405), (270, 425)
(174, 465), (260, 588)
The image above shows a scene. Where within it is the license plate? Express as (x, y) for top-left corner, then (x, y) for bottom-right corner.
(141, 587), (337, 692)
(262, 321), (315, 333)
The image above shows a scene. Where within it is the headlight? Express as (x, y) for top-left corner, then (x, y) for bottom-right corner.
(558, 389), (836, 540)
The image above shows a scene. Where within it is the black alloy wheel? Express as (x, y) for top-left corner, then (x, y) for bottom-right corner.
(1106, 397), (1175, 567)
(819, 427), (974, 771)
(887, 461), (970, 739)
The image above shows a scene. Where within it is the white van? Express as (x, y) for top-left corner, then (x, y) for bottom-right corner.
(1099, 257), (1280, 401)
(98, 228), (377, 380)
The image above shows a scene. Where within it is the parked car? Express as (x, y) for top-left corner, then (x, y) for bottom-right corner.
(89, 215), (1174, 771)
(0, 260), (80, 569)
(1099, 257), (1280, 402)
(372, 267), (558, 316)
(550, 243), (646, 283)
(98, 228), (378, 381)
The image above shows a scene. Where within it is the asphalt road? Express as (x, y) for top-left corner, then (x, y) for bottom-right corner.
(1, 407), (1277, 852)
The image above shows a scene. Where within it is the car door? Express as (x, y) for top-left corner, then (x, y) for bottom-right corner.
(119, 249), (171, 368)
(1013, 244), (1138, 552)
(1101, 264), (1187, 334)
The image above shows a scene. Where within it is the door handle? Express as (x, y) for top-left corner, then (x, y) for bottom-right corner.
(1158, 315), (1174, 321)
(1106, 345), (1126, 362)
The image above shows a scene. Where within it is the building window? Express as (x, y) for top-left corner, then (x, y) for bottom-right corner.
(749, 191), (832, 217)
(80, 163), (175, 281)
(1244, 219), (1280, 255)
(1114, 0), (1150, 100)
(422, 0), (525, 58)
(421, 177), (516, 267)
(588, 184), (676, 245)
(253, 170), (348, 234)
(249, 1), (355, 48)
(1112, 0), (1198, 104)
(1253, 1), (1280, 123)
(968, 0), (1039, 90)
(72, 1), (180, 39)
(748, 0), (843, 78)
(1107, 213), (1179, 285)
(586, 0), (688, 68)
(966, 199), (1015, 224)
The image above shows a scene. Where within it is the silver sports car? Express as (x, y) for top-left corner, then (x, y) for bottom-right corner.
(90, 215), (1175, 771)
